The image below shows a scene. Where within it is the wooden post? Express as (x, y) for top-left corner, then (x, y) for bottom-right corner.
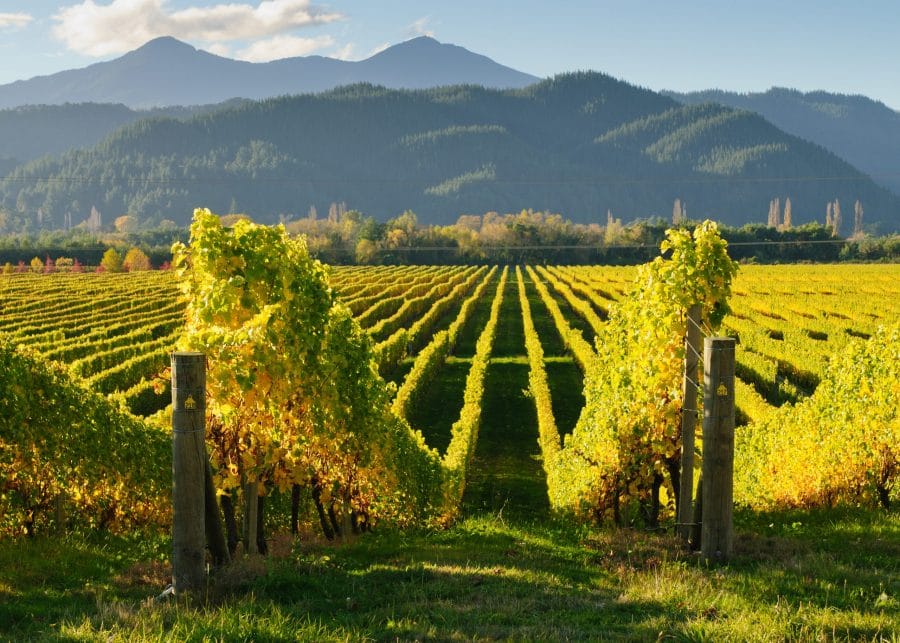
(54, 493), (66, 534)
(243, 482), (259, 555)
(204, 459), (230, 567)
(678, 304), (702, 542)
(700, 337), (736, 564)
(171, 352), (207, 593)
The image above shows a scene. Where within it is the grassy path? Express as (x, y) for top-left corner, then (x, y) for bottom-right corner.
(462, 271), (550, 521)
(461, 360), (550, 520)
(404, 360), (469, 456)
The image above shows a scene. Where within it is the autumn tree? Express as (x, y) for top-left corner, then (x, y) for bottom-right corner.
(768, 198), (781, 228)
(123, 247), (151, 271)
(832, 199), (842, 237)
(55, 257), (74, 272)
(114, 215), (138, 233)
(672, 199), (683, 225)
(853, 200), (864, 237)
(100, 248), (123, 273)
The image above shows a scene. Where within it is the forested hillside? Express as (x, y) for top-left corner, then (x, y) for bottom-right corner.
(668, 88), (900, 197)
(4, 73), (898, 231)
(0, 101), (248, 166)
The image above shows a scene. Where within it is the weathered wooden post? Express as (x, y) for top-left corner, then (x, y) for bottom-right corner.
(171, 352), (207, 593)
(700, 337), (736, 564)
(678, 304), (702, 542)
(204, 459), (230, 567)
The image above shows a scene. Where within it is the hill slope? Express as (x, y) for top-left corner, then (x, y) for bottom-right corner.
(3, 74), (898, 231)
(0, 36), (539, 109)
(0, 100), (249, 166)
(668, 88), (900, 197)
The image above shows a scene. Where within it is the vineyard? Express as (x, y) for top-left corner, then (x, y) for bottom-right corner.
(2, 253), (897, 524)
(0, 215), (897, 639)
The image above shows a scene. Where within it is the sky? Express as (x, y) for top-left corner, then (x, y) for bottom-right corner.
(1, 0), (899, 110)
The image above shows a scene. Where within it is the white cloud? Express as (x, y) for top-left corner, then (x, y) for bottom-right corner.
(366, 42), (390, 58)
(235, 34), (334, 62)
(52, 0), (343, 57)
(407, 17), (434, 38)
(204, 42), (232, 58)
(0, 12), (33, 29)
(330, 42), (356, 61)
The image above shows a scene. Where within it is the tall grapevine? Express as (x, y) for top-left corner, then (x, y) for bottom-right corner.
(557, 221), (738, 523)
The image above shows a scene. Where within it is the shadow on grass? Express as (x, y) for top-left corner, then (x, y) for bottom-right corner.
(405, 360), (470, 456)
(0, 531), (168, 637)
(463, 361), (549, 522)
(1, 508), (896, 640)
(247, 517), (681, 641)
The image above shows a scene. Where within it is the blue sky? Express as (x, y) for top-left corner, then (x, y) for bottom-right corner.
(1, 1), (899, 109)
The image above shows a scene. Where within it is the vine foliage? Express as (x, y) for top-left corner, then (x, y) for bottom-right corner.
(173, 209), (441, 531)
(554, 221), (738, 523)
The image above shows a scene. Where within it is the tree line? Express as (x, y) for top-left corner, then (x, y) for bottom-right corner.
(1, 206), (897, 267)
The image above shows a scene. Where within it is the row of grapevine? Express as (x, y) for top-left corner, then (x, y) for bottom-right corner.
(735, 324), (898, 509)
(346, 266), (447, 317)
(374, 266), (489, 373)
(529, 225), (739, 523)
(534, 265), (605, 338)
(439, 266), (509, 514)
(516, 266), (565, 505)
(0, 337), (170, 536)
(391, 267), (497, 419)
(0, 265), (482, 419)
(2, 238), (896, 535)
(366, 267), (477, 341)
(526, 265), (597, 372)
(355, 267), (460, 327)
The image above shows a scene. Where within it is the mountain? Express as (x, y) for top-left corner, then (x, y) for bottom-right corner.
(0, 100), (249, 166)
(3, 73), (898, 232)
(0, 36), (539, 109)
(667, 88), (900, 197)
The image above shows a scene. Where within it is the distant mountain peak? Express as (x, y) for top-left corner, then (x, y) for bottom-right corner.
(131, 36), (196, 54)
(401, 35), (441, 46)
(0, 35), (539, 109)
(368, 36), (476, 59)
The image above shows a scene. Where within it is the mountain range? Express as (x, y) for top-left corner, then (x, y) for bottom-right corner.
(0, 36), (538, 110)
(4, 73), (897, 232)
(0, 37), (897, 233)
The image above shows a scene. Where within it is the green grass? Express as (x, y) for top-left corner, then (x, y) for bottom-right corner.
(404, 359), (470, 456)
(1, 509), (896, 641)
(462, 361), (550, 522)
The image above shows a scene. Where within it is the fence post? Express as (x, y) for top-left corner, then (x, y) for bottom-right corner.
(678, 304), (702, 542)
(701, 337), (736, 564)
(243, 482), (259, 555)
(171, 352), (207, 593)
